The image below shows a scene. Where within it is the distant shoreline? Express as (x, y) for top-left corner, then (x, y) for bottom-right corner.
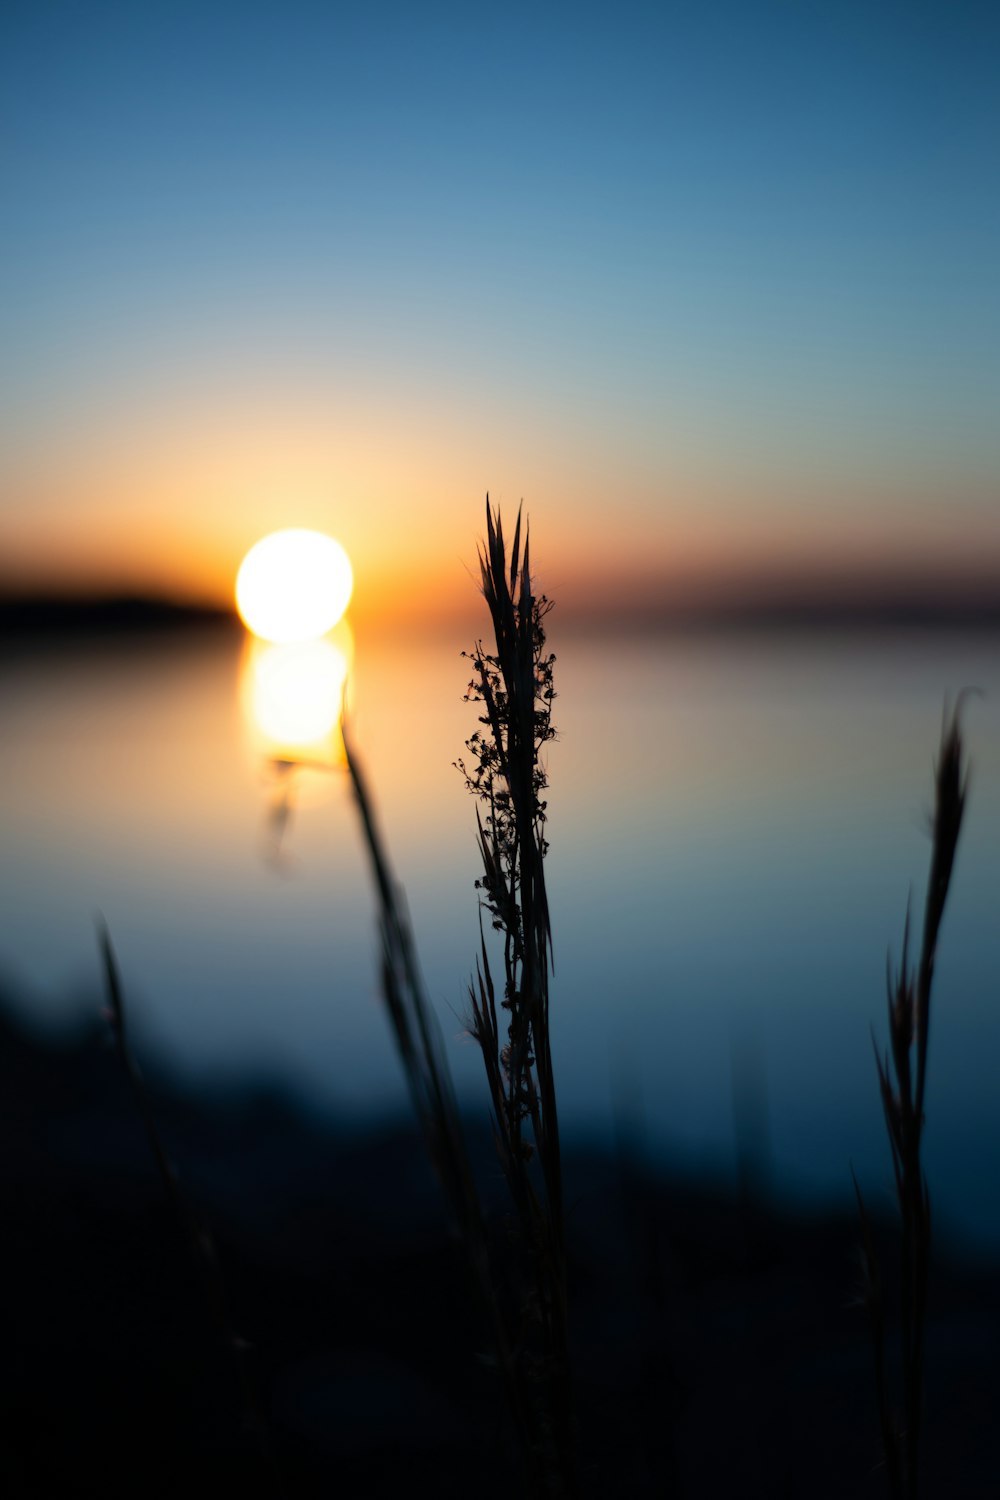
(2, 591), (1000, 642)
(553, 595), (1000, 636)
(0, 595), (238, 639)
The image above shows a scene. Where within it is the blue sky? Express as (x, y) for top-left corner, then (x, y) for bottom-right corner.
(2, 0), (998, 611)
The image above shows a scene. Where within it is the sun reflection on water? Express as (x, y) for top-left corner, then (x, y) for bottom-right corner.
(240, 619), (353, 765)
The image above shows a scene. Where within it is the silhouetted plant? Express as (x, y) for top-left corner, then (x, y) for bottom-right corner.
(99, 921), (284, 1494)
(855, 704), (969, 1500)
(457, 500), (573, 1493)
(341, 722), (543, 1477)
(342, 498), (572, 1495)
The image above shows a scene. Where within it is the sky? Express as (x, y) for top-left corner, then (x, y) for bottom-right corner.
(2, 0), (998, 622)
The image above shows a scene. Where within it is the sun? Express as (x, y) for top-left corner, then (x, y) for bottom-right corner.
(236, 528), (353, 643)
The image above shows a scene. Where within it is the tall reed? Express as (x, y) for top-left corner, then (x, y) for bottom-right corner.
(98, 921), (284, 1494)
(344, 720), (547, 1443)
(855, 704), (968, 1500)
(458, 500), (572, 1489)
(343, 499), (573, 1494)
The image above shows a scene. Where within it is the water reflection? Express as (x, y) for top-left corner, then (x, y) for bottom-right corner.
(240, 620), (354, 764)
(4, 623), (1000, 1248)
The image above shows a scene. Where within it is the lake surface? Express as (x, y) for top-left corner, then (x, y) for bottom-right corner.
(2, 617), (999, 1251)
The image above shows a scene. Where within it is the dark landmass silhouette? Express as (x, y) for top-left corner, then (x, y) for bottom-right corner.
(0, 594), (236, 640)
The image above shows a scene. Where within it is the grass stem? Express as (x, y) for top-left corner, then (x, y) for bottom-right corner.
(856, 703), (969, 1500)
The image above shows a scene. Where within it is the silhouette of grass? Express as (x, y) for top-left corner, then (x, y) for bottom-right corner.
(855, 702), (969, 1499)
(99, 920), (284, 1494)
(458, 500), (573, 1487)
(341, 499), (572, 1494)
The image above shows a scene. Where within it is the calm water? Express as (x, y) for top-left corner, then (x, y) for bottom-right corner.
(2, 619), (999, 1250)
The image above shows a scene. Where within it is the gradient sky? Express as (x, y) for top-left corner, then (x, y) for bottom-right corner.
(2, 0), (998, 620)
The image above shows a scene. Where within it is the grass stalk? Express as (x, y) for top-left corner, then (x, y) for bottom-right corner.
(98, 921), (284, 1495)
(855, 704), (968, 1499)
(458, 499), (574, 1492)
(341, 722), (544, 1491)
(344, 500), (574, 1493)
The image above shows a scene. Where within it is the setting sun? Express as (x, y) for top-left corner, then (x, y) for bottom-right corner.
(235, 528), (353, 643)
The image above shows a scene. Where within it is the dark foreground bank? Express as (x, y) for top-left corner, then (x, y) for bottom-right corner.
(1, 1000), (997, 1499)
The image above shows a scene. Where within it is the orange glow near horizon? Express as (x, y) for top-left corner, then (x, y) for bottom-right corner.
(1, 403), (998, 629)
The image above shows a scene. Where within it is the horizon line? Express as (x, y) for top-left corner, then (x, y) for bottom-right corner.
(3, 584), (1000, 639)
